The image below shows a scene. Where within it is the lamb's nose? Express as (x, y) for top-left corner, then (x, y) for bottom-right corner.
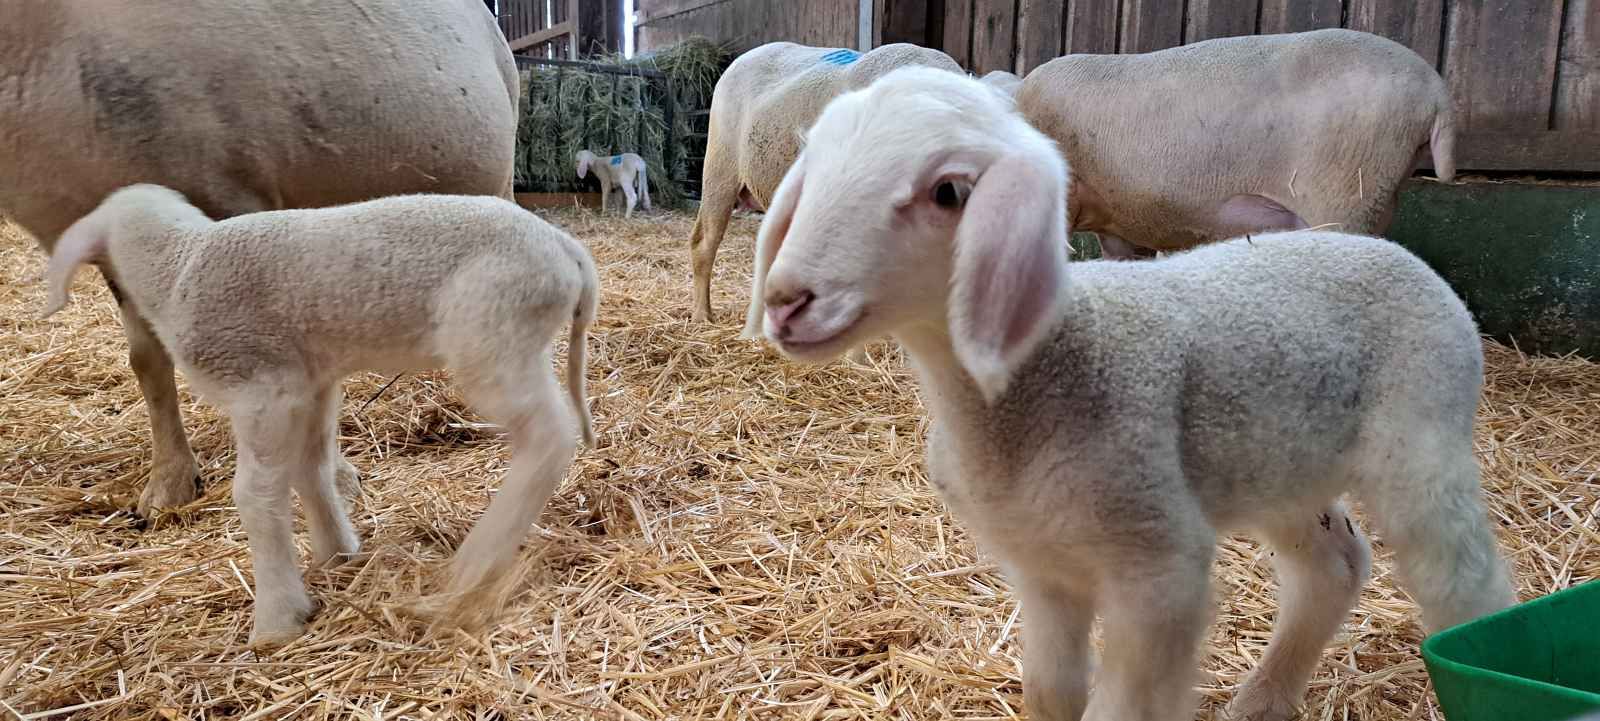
(765, 289), (815, 335)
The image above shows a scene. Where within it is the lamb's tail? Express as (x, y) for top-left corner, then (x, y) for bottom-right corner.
(43, 208), (115, 317)
(638, 162), (652, 212)
(1430, 101), (1456, 183)
(566, 258), (599, 447)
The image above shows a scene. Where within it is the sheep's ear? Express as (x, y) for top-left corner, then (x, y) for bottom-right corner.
(741, 159), (805, 339)
(948, 153), (1069, 403)
(43, 210), (113, 318)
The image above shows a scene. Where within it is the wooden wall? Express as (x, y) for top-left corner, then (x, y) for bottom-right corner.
(636, 0), (861, 54)
(919, 0), (1599, 172)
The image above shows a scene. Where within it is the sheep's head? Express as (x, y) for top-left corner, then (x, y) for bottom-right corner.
(745, 67), (1072, 402)
(575, 150), (595, 179)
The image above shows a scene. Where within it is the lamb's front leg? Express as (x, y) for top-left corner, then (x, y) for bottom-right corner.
(1081, 531), (1216, 721)
(1014, 575), (1095, 721)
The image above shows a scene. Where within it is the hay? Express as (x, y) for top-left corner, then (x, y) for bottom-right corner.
(1, 212), (1596, 720)
(515, 37), (729, 208)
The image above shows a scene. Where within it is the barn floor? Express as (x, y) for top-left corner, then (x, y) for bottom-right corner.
(2, 208), (1596, 720)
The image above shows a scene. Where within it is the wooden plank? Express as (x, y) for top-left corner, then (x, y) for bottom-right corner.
(1185, 0), (1259, 43)
(1064, 0), (1118, 53)
(880, 0), (932, 46)
(1120, 0), (1183, 53)
(1453, 131), (1600, 172)
(1444, 0), (1565, 131)
(637, 0), (729, 23)
(1257, 0), (1340, 34)
(1346, 0), (1444, 67)
(508, 21), (576, 52)
(971, 0), (1017, 74)
(1554, 0), (1599, 130)
(1016, 0), (1062, 72)
(943, 0), (974, 68)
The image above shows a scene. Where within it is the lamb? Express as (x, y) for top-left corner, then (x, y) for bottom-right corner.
(745, 67), (1515, 721)
(2, 0), (521, 517)
(1016, 28), (1455, 259)
(576, 150), (652, 218)
(42, 185), (598, 646)
(687, 41), (963, 324)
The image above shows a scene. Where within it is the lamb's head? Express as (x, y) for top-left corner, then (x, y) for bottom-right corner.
(746, 67), (1072, 402)
(575, 150), (596, 179)
(43, 184), (194, 318)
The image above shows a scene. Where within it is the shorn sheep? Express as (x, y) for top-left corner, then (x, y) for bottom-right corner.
(687, 41), (963, 323)
(1, 0), (521, 517)
(745, 68), (1515, 721)
(43, 185), (598, 646)
(576, 149), (652, 218)
(1017, 28), (1455, 259)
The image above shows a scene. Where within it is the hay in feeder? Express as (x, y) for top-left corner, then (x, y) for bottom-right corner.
(0, 212), (1595, 719)
(515, 37), (729, 207)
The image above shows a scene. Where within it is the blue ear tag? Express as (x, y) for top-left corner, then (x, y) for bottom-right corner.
(820, 49), (861, 66)
(610, 155), (623, 166)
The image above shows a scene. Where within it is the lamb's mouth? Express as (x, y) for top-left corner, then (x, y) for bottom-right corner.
(774, 310), (865, 360)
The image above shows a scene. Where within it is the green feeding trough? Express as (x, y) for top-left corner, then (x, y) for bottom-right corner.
(1422, 580), (1600, 721)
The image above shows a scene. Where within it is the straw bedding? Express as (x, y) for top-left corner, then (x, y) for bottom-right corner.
(1, 209), (1595, 720)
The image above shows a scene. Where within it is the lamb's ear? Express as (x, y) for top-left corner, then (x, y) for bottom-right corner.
(948, 152), (1069, 403)
(741, 158), (805, 339)
(43, 209), (114, 318)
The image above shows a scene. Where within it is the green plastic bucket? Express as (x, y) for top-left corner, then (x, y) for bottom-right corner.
(1422, 580), (1600, 721)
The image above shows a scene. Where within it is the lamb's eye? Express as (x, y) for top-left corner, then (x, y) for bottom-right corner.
(932, 180), (969, 209)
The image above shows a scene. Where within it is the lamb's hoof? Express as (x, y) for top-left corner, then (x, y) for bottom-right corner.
(1225, 683), (1300, 721)
(334, 458), (361, 500)
(136, 460), (203, 518)
(249, 596), (316, 649)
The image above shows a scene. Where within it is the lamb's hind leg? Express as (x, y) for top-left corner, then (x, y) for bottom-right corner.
(105, 272), (202, 517)
(295, 385), (360, 568)
(1361, 452), (1515, 632)
(1228, 501), (1371, 721)
(438, 354), (578, 628)
(229, 388), (321, 646)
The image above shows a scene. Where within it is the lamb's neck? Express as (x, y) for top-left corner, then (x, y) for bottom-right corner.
(892, 323), (994, 431)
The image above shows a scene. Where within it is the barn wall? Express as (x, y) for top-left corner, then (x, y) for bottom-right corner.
(636, 0), (862, 54)
(906, 0), (1600, 172)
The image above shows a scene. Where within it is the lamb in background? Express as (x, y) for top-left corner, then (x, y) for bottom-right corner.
(1017, 28), (1455, 259)
(0, 0), (521, 517)
(687, 41), (964, 324)
(43, 185), (598, 646)
(745, 67), (1514, 721)
(576, 150), (652, 218)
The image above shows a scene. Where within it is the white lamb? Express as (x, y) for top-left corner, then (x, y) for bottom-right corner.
(576, 149), (652, 218)
(43, 185), (599, 646)
(744, 67), (1515, 721)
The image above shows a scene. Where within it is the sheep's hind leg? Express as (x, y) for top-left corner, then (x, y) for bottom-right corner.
(230, 390), (321, 646)
(107, 272), (202, 518)
(436, 356), (578, 629)
(621, 179), (638, 220)
(1228, 502), (1371, 721)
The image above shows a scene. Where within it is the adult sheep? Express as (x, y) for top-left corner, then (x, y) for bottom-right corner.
(1017, 28), (1454, 259)
(687, 41), (963, 324)
(1, 0), (521, 517)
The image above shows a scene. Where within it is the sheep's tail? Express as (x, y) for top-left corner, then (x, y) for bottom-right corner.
(566, 258), (598, 447)
(43, 208), (115, 317)
(638, 162), (652, 211)
(1430, 101), (1456, 183)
